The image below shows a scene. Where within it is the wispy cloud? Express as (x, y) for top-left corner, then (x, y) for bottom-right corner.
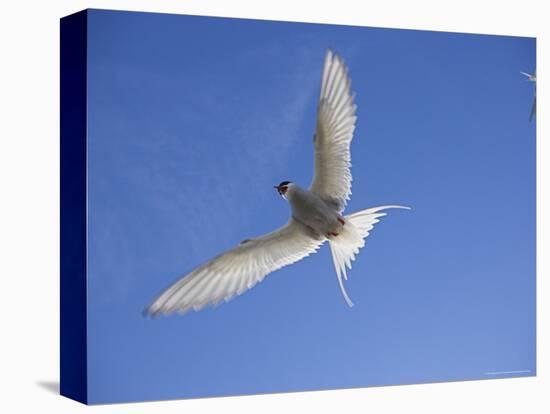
(89, 44), (325, 298)
(135, 45), (321, 255)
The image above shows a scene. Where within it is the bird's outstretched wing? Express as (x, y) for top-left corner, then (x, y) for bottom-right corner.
(310, 49), (357, 213)
(146, 219), (325, 316)
(520, 71), (536, 82)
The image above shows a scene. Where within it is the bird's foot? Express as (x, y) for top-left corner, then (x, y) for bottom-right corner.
(327, 231), (339, 238)
(337, 217), (345, 225)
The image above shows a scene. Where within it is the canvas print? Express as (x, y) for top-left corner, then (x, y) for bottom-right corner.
(60, 9), (536, 405)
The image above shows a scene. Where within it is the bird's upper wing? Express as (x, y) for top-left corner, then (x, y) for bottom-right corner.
(520, 71), (533, 79)
(309, 50), (357, 213)
(146, 219), (325, 316)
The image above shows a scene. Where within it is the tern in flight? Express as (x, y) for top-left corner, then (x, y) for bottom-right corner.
(146, 50), (409, 316)
(521, 71), (536, 122)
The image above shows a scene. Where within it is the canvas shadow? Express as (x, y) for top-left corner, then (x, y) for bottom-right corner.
(36, 380), (59, 395)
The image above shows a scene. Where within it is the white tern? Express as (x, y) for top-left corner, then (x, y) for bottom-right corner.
(146, 50), (409, 316)
(520, 71), (536, 122)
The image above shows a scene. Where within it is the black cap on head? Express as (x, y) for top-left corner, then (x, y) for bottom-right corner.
(273, 181), (292, 194)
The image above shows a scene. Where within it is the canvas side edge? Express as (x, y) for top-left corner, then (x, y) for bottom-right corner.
(60, 9), (88, 405)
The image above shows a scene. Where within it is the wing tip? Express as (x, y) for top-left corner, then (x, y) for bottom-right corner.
(142, 288), (242, 319)
(143, 303), (198, 318)
(142, 305), (160, 319)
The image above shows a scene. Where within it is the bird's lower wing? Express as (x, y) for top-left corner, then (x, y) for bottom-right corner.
(310, 50), (357, 213)
(530, 97), (536, 122)
(146, 219), (325, 316)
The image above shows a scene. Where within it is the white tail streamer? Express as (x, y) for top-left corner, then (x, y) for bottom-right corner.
(329, 205), (410, 306)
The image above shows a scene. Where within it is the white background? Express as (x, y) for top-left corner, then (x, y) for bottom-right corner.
(0, 0), (547, 412)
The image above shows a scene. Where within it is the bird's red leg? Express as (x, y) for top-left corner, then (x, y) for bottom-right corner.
(327, 231), (339, 237)
(337, 217), (345, 225)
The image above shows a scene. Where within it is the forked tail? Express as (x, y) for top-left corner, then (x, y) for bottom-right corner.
(328, 205), (410, 307)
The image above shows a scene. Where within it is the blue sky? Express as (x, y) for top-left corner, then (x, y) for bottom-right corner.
(86, 9), (536, 404)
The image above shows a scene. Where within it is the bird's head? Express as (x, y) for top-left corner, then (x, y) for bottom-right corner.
(274, 181), (293, 199)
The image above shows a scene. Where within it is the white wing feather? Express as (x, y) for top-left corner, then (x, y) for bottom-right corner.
(310, 50), (357, 213)
(146, 219), (325, 316)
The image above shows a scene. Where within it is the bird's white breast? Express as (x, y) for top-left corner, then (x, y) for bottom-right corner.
(286, 185), (342, 236)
